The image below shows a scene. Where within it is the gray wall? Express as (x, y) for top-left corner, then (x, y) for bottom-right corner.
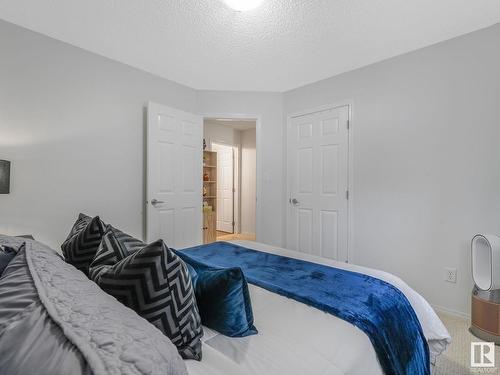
(2, 17), (500, 316)
(0, 19), (198, 248)
(0, 19), (284, 250)
(283, 23), (500, 316)
(240, 128), (257, 235)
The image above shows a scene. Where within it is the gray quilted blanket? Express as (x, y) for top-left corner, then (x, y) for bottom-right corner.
(0, 235), (188, 375)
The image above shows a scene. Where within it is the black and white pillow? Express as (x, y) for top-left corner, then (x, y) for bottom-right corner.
(64, 213), (92, 240)
(111, 227), (146, 254)
(61, 213), (105, 276)
(89, 226), (146, 282)
(96, 239), (203, 360)
(88, 228), (122, 282)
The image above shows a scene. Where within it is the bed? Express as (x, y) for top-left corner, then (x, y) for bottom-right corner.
(0, 235), (450, 375)
(186, 240), (451, 375)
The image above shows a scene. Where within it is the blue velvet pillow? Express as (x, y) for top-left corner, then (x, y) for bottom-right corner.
(176, 250), (257, 337)
(0, 244), (20, 276)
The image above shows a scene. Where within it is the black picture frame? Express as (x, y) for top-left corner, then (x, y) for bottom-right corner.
(0, 160), (11, 194)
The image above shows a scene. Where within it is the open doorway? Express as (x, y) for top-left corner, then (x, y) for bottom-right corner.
(203, 118), (256, 243)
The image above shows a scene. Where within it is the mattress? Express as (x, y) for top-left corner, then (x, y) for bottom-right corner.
(186, 240), (451, 375)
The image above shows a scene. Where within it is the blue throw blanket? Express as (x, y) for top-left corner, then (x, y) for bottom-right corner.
(179, 242), (429, 375)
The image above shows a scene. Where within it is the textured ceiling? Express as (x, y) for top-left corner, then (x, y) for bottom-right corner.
(1, 0), (500, 92)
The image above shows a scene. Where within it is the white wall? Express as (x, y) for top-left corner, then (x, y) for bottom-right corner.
(283, 23), (500, 316)
(203, 122), (241, 149)
(0, 20), (284, 251)
(0, 19), (198, 249)
(241, 128), (256, 235)
(197, 91), (284, 246)
(2, 17), (499, 316)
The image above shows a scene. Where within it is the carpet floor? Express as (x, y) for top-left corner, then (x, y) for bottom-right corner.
(435, 311), (499, 374)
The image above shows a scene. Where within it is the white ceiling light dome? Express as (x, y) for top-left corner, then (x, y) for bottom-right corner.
(223, 0), (264, 11)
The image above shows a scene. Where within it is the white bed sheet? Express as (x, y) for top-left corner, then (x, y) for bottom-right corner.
(186, 241), (451, 375)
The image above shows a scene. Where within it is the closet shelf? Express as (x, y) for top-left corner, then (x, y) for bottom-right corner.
(203, 149), (217, 244)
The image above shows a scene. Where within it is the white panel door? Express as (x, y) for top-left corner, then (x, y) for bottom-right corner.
(287, 105), (349, 261)
(212, 143), (234, 233)
(147, 102), (202, 248)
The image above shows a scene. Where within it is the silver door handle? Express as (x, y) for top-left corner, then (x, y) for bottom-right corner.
(290, 198), (299, 205)
(151, 199), (165, 205)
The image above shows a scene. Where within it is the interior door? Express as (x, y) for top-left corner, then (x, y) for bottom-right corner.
(147, 102), (202, 248)
(287, 105), (349, 261)
(212, 143), (234, 233)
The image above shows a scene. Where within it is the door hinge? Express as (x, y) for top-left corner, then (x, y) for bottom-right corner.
(347, 120), (350, 130)
(346, 190), (349, 200)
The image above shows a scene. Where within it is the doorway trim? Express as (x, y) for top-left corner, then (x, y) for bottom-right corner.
(211, 141), (237, 234)
(202, 113), (262, 242)
(285, 101), (354, 262)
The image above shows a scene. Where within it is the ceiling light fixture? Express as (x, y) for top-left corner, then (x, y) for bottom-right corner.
(223, 0), (264, 11)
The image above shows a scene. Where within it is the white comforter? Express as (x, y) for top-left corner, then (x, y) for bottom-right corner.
(186, 241), (451, 375)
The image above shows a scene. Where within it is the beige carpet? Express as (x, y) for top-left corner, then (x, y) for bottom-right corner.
(435, 311), (500, 374)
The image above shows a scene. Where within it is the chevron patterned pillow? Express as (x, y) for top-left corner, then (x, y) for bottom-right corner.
(61, 214), (106, 276)
(63, 213), (92, 241)
(89, 226), (146, 282)
(88, 228), (121, 282)
(111, 227), (146, 254)
(97, 239), (203, 360)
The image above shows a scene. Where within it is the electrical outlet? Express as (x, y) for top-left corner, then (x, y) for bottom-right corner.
(444, 268), (457, 283)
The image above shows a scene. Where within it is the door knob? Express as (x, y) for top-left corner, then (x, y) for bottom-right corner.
(290, 198), (299, 205)
(151, 199), (165, 205)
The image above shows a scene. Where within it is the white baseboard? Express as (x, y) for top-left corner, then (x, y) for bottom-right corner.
(432, 303), (470, 320)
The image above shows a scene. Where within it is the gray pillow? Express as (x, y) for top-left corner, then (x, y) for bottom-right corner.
(89, 226), (145, 282)
(96, 239), (203, 360)
(61, 213), (105, 276)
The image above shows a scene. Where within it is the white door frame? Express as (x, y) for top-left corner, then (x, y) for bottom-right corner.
(202, 113), (262, 242)
(209, 140), (239, 234)
(285, 101), (354, 262)
(211, 142), (236, 233)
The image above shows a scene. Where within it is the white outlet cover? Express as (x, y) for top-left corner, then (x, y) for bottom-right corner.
(445, 268), (457, 283)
